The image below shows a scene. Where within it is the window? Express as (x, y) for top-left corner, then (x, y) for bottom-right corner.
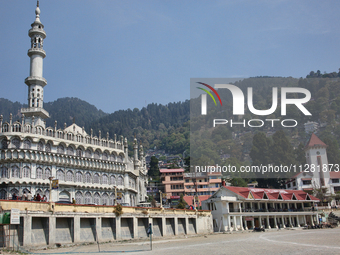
(76, 148), (82, 157)
(85, 172), (91, 183)
(110, 175), (116, 185)
(332, 179), (339, 184)
(102, 174), (108, 184)
(45, 143), (51, 152)
(103, 152), (108, 160)
(37, 141), (44, 151)
(75, 191), (82, 204)
(93, 192), (100, 205)
(102, 193), (109, 205)
(36, 167), (43, 179)
(12, 166), (19, 178)
(24, 140), (31, 149)
(85, 149), (92, 158)
(67, 146), (74, 156)
(109, 193), (115, 205)
(84, 192), (91, 204)
(110, 154), (116, 161)
(56, 169), (65, 181)
(1, 167), (8, 178)
(94, 150), (100, 160)
(117, 176), (124, 185)
(293, 181), (296, 186)
(287, 183), (291, 188)
(57, 145), (64, 154)
(1, 139), (8, 149)
(45, 168), (51, 179)
(303, 180), (312, 185)
(76, 171), (82, 182)
(93, 173), (100, 184)
(66, 171), (74, 182)
(12, 138), (20, 149)
(334, 186), (340, 192)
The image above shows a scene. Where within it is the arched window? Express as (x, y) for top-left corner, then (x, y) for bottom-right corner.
(85, 172), (91, 183)
(66, 171), (74, 182)
(24, 140), (31, 149)
(37, 141), (44, 151)
(56, 169), (65, 181)
(109, 193), (115, 206)
(0, 189), (7, 199)
(117, 176), (124, 186)
(2, 124), (9, 132)
(102, 193), (109, 205)
(110, 154), (116, 161)
(84, 192), (92, 204)
(85, 149), (92, 158)
(36, 167), (43, 179)
(45, 168), (51, 179)
(93, 173), (100, 184)
(1, 167), (8, 178)
(75, 191), (83, 204)
(67, 146), (74, 156)
(110, 175), (116, 185)
(118, 155), (124, 163)
(103, 152), (108, 160)
(45, 143), (51, 153)
(102, 174), (108, 185)
(12, 138), (20, 149)
(76, 148), (83, 157)
(11, 166), (19, 178)
(1, 139), (8, 149)
(94, 150), (100, 160)
(23, 166), (31, 178)
(76, 171), (83, 182)
(12, 124), (21, 132)
(93, 192), (100, 205)
(57, 145), (64, 154)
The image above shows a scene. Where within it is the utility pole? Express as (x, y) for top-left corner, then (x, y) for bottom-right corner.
(159, 190), (163, 208)
(48, 176), (54, 202)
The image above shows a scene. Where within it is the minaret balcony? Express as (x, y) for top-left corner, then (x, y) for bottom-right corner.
(21, 107), (49, 119)
(28, 48), (46, 58)
(25, 76), (47, 87)
(28, 28), (46, 38)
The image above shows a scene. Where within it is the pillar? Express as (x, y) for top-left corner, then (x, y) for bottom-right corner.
(96, 217), (102, 242)
(74, 216), (80, 243)
(133, 217), (138, 239)
(274, 216), (278, 229)
(240, 216), (244, 230)
(48, 216), (56, 245)
(116, 217), (121, 240)
(162, 217), (166, 236)
(304, 215), (307, 226)
(251, 217), (255, 229)
(281, 215), (286, 228)
(296, 216), (300, 227)
(266, 216), (271, 229)
(227, 215), (231, 231)
(23, 215), (32, 246)
(233, 215), (237, 231)
(289, 216), (292, 227)
(185, 217), (189, 235)
(243, 217), (248, 230)
(174, 217), (178, 235)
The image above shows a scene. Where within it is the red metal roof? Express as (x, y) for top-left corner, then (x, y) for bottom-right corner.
(223, 186), (319, 201)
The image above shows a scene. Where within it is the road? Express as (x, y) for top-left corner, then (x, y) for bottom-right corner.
(18, 228), (340, 255)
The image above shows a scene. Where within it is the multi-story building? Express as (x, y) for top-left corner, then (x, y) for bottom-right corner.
(0, 2), (148, 206)
(202, 186), (320, 232)
(160, 168), (222, 206)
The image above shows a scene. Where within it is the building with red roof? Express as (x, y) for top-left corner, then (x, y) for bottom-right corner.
(202, 185), (320, 232)
(285, 133), (340, 199)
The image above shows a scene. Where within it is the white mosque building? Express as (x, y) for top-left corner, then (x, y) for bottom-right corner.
(0, 2), (148, 206)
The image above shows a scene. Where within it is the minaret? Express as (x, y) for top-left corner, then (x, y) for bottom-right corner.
(21, 1), (49, 128)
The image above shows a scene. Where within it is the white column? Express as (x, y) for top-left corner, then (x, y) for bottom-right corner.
(233, 215), (237, 231)
(243, 217), (248, 230)
(227, 215), (231, 231)
(259, 216), (262, 228)
(304, 215), (307, 226)
(289, 216), (292, 227)
(281, 215), (286, 228)
(274, 216), (278, 229)
(240, 216), (244, 230)
(266, 216), (271, 229)
(296, 216), (300, 227)
(251, 217), (255, 229)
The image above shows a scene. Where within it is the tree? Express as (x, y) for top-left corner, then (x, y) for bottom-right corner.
(177, 194), (188, 209)
(250, 132), (271, 166)
(271, 130), (296, 166)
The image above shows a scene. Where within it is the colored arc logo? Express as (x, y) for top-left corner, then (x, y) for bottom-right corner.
(196, 82), (223, 106)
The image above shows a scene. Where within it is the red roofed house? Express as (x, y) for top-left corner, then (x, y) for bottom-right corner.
(285, 133), (340, 199)
(202, 185), (320, 232)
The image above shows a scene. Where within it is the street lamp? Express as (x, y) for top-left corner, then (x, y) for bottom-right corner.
(159, 190), (163, 208)
(114, 186), (117, 206)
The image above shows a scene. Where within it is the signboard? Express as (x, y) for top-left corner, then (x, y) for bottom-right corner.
(162, 193), (167, 198)
(52, 179), (59, 190)
(245, 217), (254, 221)
(117, 192), (123, 200)
(170, 196), (180, 199)
(10, 209), (20, 224)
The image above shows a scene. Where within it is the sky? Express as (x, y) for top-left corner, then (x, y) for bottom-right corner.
(1, 0), (340, 113)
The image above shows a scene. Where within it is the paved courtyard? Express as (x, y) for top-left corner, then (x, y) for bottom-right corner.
(17, 228), (340, 255)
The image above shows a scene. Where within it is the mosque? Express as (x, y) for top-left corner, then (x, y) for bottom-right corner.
(0, 1), (148, 206)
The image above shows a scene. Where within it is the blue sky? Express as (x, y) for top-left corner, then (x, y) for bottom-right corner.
(1, 0), (340, 113)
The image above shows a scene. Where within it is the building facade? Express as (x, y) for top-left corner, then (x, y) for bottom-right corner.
(0, 2), (148, 206)
(202, 186), (320, 232)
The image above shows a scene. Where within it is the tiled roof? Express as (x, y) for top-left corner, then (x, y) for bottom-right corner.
(223, 186), (319, 201)
(330, 171), (340, 179)
(159, 168), (184, 173)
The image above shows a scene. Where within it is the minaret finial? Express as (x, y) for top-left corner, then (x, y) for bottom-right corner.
(37, 1), (39, 7)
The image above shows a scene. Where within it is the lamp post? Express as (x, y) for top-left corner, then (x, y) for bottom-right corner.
(114, 186), (117, 206)
(48, 176), (54, 202)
